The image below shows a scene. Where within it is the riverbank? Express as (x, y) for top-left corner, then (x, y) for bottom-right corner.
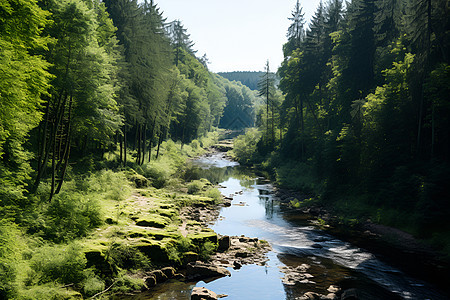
(274, 188), (450, 296)
(2, 131), (263, 299)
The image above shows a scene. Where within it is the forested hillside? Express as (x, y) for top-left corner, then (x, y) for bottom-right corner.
(218, 71), (266, 91)
(234, 0), (450, 246)
(0, 0), (259, 298)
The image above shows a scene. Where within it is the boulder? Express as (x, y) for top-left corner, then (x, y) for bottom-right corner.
(183, 252), (199, 265)
(218, 236), (231, 252)
(300, 292), (322, 300)
(136, 218), (167, 228)
(235, 250), (251, 258)
(191, 287), (218, 300)
(186, 261), (231, 280)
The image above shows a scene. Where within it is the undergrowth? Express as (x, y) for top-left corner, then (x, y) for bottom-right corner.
(0, 133), (222, 298)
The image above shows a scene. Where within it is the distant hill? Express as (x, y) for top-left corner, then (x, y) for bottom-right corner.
(217, 71), (265, 91)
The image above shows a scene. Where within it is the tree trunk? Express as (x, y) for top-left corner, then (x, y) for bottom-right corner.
(119, 133), (123, 165)
(141, 124), (146, 165)
(123, 128), (127, 166)
(148, 116), (156, 162)
(55, 95), (73, 195)
(156, 127), (165, 159)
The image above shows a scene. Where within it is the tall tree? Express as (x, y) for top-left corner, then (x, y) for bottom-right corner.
(258, 60), (276, 148)
(0, 0), (52, 207)
(284, 0), (306, 56)
(34, 0), (122, 198)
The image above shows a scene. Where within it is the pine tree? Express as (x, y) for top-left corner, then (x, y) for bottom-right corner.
(258, 61), (276, 148)
(284, 0), (306, 56)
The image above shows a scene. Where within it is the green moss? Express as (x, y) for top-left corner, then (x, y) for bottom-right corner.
(187, 230), (218, 244)
(135, 215), (171, 228)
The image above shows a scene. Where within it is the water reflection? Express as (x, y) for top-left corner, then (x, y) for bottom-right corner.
(125, 153), (447, 300)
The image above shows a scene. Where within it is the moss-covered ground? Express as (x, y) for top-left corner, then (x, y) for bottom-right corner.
(2, 132), (228, 299)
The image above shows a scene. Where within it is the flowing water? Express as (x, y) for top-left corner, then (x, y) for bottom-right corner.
(129, 153), (448, 300)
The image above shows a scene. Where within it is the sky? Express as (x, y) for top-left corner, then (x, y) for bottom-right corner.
(154, 0), (322, 73)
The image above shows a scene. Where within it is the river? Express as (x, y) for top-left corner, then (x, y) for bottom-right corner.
(129, 152), (447, 300)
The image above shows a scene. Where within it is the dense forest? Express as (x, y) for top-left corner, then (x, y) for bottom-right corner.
(0, 0), (259, 298)
(234, 0), (450, 248)
(218, 71), (266, 91)
(1, 0), (450, 298)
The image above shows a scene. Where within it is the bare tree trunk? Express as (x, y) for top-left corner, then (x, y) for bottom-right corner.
(156, 127), (165, 159)
(148, 116), (156, 162)
(141, 124), (146, 165)
(119, 131), (123, 164)
(49, 126), (57, 201)
(123, 128), (127, 166)
(55, 95), (73, 194)
(137, 123), (142, 164)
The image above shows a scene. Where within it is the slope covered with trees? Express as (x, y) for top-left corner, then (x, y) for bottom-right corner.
(235, 0), (450, 249)
(0, 0), (259, 298)
(217, 71), (266, 91)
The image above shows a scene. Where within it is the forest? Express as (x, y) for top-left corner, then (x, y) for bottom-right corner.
(0, 0), (259, 298)
(1, 0), (450, 298)
(234, 0), (450, 251)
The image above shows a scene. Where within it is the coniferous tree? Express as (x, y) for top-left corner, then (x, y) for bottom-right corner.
(284, 0), (306, 56)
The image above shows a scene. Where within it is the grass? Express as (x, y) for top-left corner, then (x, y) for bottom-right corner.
(2, 134), (225, 298)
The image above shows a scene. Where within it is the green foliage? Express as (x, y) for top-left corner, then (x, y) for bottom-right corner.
(85, 170), (132, 201)
(17, 283), (80, 300)
(230, 128), (262, 165)
(106, 243), (151, 271)
(205, 188), (222, 203)
(27, 243), (86, 285)
(111, 271), (145, 294)
(198, 241), (217, 261)
(0, 220), (22, 298)
(217, 71), (267, 91)
(0, 0), (52, 206)
(43, 190), (102, 242)
(187, 180), (203, 195)
(82, 272), (105, 297)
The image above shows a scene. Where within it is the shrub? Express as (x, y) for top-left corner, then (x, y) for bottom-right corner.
(111, 272), (145, 294)
(28, 243), (86, 285)
(198, 241), (217, 261)
(85, 170), (131, 201)
(230, 128), (261, 165)
(44, 191), (102, 242)
(205, 188), (222, 203)
(0, 220), (21, 298)
(106, 243), (151, 270)
(82, 272), (105, 297)
(187, 181), (203, 195)
(17, 283), (78, 300)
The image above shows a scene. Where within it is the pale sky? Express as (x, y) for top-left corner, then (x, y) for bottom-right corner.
(155, 0), (322, 72)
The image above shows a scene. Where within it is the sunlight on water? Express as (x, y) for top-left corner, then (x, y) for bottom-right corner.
(126, 154), (447, 300)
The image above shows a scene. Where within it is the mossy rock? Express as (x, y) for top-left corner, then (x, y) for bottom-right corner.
(135, 241), (169, 262)
(84, 250), (114, 276)
(159, 203), (175, 209)
(149, 208), (178, 219)
(187, 231), (218, 245)
(126, 227), (178, 240)
(182, 251), (199, 265)
(129, 174), (150, 188)
(135, 216), (170, 228)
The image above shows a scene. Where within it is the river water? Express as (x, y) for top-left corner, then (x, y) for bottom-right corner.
(130, 152), (447, 300)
